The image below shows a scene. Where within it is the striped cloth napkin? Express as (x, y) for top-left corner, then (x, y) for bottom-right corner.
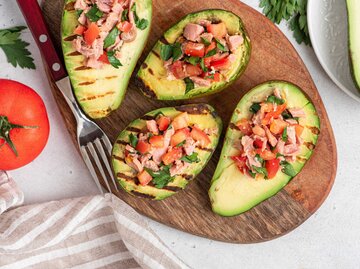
(0, 172), (24, 215)
(0, 172), (190, 269)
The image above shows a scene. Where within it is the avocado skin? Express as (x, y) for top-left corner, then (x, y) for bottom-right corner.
(137, 9), (251, 100)
(346, 0), (360, 91)
(209, 81), (320, 217)
(61, 0), (152, 119)
(112, 104), (222, 200)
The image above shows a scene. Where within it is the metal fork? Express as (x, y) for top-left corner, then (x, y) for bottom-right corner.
(56, 77), (118, 194)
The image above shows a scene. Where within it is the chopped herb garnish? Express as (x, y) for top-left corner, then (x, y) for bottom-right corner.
(153, 111), (165, 118)
(184, 77), (195, 94)
(255, 154), (264, 165)
(121, 9), (129, 21)
(76, 9), (83, 18)
(200, 58), (208, 72)
(282, 126), (288, 142)
(204, 48), (217, 58)
(160, 44), (173, 61)
(266, 95), (285, 104)
(176, 140), (186, 147)
(186, 56), (200, 65)
(252, 165), (268, 178)
(281, 161), (297, 177)
(205, 74), (214, 79)
(131, 3), (149, 30)
(276, 153), (284, 158)
(129, 133), (138, 147)
(103, 27), (120, 49)
(248, 170), (256, 178)
(249, 102), (261, 113)
(181, 152), (200, 163)
(201, 37), (211, 46)
(85, 5), (103, 22)
(167, 124), (173, 130)
(146, 165), (174, 188)
(107, 51), (122, 68)
(215, 38), (228, 52)
(171, 43), (182, 61)
(281, 110), (292, 119)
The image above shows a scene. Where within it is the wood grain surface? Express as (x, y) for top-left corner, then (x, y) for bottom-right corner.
(42, 0), (337, 243)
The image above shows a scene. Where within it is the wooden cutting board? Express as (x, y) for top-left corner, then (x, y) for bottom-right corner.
(42, 0), (337, 243)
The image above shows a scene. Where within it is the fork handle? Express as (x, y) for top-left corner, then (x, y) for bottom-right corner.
(17, 0), (67, 81)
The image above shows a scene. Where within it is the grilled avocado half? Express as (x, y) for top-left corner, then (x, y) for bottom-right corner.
(346, 0), (360, 90)
(61, 0), (152, 119)
(112, 104), (222, 200)
(136, 9), (251, 100)
(209, 81), (320, 217)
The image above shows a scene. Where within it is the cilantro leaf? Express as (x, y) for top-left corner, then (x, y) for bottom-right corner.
(215, 38), (228, 52)
(146, 165), (174, 188)
(129, 133), (138, 147)
(186, 56), (200, 65)
(181, 152), (200, 163)
(131, 3), (149, 30)
(0, 26), (35, 69)
(160, 44), (173, 61)
(201, 37), (211, 46)
(107, 51), (122, 68)
(171, 43), (182, 61)
(266, 95), (285, 104)
(184, 77), (195, 94)
(199, 58), (208, 72)
(204, 48), (217, 58)
(249, 102), (261, 113)
(103, 27), (120, 49)
(281, 160), (297, 177)
(282, 126), (288, 142)
(76, 9), (83, 18)
(85, 5), (103, 22)
(176, 140), (186, 147)
(252, 165), (268, 178)
(121, 9), (129, 21)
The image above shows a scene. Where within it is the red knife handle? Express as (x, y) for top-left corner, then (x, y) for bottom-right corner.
(17, 0), (67, 81)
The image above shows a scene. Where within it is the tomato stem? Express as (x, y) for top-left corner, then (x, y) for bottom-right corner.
(0, 116), (38, 157)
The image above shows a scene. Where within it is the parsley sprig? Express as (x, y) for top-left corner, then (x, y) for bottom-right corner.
(259, 0), (311, 46)
(0, 26), (35, 69)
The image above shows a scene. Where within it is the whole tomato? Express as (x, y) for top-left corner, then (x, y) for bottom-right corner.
(0, 79), (50, 170)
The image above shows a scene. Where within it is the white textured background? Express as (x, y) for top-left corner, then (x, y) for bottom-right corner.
(0, 0), (359, 268)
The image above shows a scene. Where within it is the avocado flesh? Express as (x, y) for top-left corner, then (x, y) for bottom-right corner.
(61, 0), (152, 118)
(209, 81), (320, 217)
(346, 0), (360, 90)
(137, 9), (251, 100)
(112, 104), (222, 200)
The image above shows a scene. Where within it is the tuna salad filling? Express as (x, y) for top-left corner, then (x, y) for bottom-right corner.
(125, 112), (216, 187)
(232, 88), (306, 179)
(159, 20), (244, 91)
(72, 0), (148, 69)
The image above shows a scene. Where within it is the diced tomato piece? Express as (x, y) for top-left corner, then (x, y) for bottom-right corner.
(170, 128), (190, 147)
(261, 103), (274, 113)
(265, 158), (280, 179)
(74, 25), (86, 35)
(157, 116), (171, 131)
(204, 57), (212, 67)
(236, 118), (252, 135)
(262, 103), (287, 125)
(294, 124), (304, 137)
(137, 170), (152, 186)
(162, 147), (183, 165)
(185, 64), (202, 76)
(84, 22), (100, 45)
(270, 119), (287, 134)
(136, 140), (151, 154)
(118, 21), (132, 33)
(205, 41), (216, 55)
(170, 61), (186, 79)
(149, 135), (164, 148)
(98, 51), (109, 64)
(231, 155), (247, 173)
(213, 72), (221, 82)
(253, 139), (263, 149)
(210, 57), (231, 70)
(184, 42), (205, 57)
(256, 148), (276, 160)
(191, 126), (211, 147)
(206, 22), (227, 39)
(172, 112), (189, 130)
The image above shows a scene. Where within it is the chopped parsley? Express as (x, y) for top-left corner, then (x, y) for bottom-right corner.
(76, 9), (83, 18)
(281, 160), (297, 177)
(146, 165), (174, 188)
(121, 9), (129, 21)
(103, 27), (120, 49)
(249, 102), (261, 113)
(131, 3), (149, 30)
(215, 38), (228, 52)
(181, 152), (200, 163)
(184, 77), (195, 94)
(252, 165), (268, 178)
(201, 37), (211, 46)
(282, 126), (288, 142)
(176, 140), (186, 147)
(107, 51), (122, 68)
(160, 42), (182, 61)
(186, 56), (200, 65)
(199, 58), (208, 72)
(204, 48), (217, 58)
(129, 133), (138, 148)
(85, 5), (103, 22)
(266, 95), (285, 105)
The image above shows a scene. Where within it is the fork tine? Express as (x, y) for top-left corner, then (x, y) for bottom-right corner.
(94, 138), (119, 191)
(101, 135), (113, 155)
(87, 142), (112, 193)
(80, 146), (104, 194)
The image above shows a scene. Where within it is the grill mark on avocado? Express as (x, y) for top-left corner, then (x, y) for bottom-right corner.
(116, 140), (128, 145)
(148, 68), (154, 75)
(197, 147), (213, 152)
(162, 186), (182, 192)
(181, 174), (193, 180)
(64, 35), (78, 42)
(296, 156), (307, 162)
(117, 172), (136, 181)
(67, 51), (82, 56)
(126, 127), (142, 133)
(176, 104), (211, 115)
(79, 81), (96, 86)
(135, 77), (157, 98)
(75, 66), (93, 71)
(64, 2), (75, 11)
(113, 155), (125, 162)
(159, 37), (169, 45)
(308, 126), (320, 135)
(140, 115), (156, 121)
(304, 142), (315, 150)
(152, 50), (161, 59)
(105, 76), (117, 80)
(229, 123), (240, 130)
(79, 91), (115, 101)
(131, 191), (156, 199)
(141, 63), (148, 69)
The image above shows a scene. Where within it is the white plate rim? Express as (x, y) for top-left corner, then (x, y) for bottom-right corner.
(307, 0), (360, 103)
